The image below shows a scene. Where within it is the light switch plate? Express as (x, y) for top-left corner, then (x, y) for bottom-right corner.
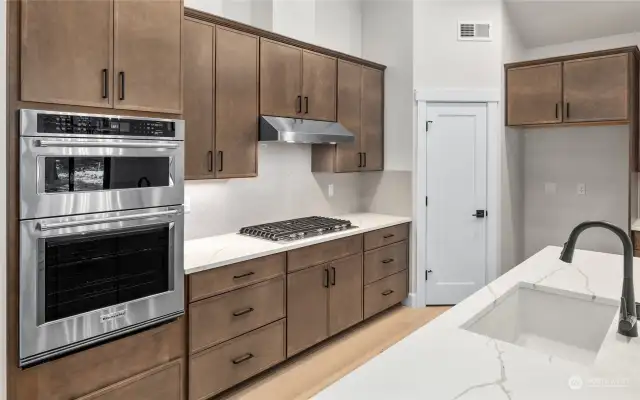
(185, 195), (191, 213)
(577, 183), (586, 195)
(328, 184), (334, 198)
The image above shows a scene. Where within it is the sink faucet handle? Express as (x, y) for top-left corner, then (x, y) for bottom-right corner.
(620, 297), (638, 333)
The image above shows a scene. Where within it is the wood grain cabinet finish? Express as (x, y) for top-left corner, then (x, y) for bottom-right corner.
(302, 50), (337, 121)
(634, 231), (640, 250)
(21, 0), (113, 108)
(189, 253), (285, 302)
(364, 269), (408, 319)
(364, 223), (409, 251)
(287, 234), (363, 273)
(335, 60), (363, 172)
(260, 39), (303, 118)
(506, 63), (563, 126)
(14, 319), (184, 400)
(286, 264), (329, 357)
(364, 241), (408, 285)
(360, 67), (384, 171)
(114, 0), (182, 113)
(329, 254), (363, 336)
(563, 54), (630, 123)
(189, 277), (286, 353)
(189, 320), (285, 400)
(75, 359), (183, 400)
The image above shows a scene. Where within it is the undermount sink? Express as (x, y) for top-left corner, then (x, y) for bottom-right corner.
(463, 284), (619, 365)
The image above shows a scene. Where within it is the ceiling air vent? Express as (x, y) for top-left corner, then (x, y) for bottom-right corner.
(458, 21), (492, 41)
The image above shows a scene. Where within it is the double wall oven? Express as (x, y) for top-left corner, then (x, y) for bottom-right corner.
(19, 109), (186, 367)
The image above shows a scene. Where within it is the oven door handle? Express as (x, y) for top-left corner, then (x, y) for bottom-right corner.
(36, 139), (180, 149)
(38, 210), (179, 231)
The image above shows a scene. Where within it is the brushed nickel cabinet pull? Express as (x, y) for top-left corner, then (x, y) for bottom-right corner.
(382, 289), (394, 296)
(233, 271), (255, 279)
(382, 258), (394, 264)
(232, 307), (254, 317)
(232, 353), (254, 364)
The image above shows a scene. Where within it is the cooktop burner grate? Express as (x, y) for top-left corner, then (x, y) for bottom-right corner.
(239, 216), (354, 242)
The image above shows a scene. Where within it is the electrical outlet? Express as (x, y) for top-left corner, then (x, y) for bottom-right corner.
(328, 184), (334, 198)
(544, 182), (557, 195)
(577, 183), (586, 195)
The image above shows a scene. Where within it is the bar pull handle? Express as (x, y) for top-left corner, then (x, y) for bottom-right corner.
(207, 151), (213, 172)
(304, 96), (309, 114)
(331, 266), (336, 286)
(566, 102), (570, 119)
(102, 69), (109, 99)
(233, 271), (255, 279)
(383, 234), (395, 239)
(357, 152), (362, 168)
(382, 258), (394, 264)
(232, 307), (254, 317)
(323, 268), (329, 288)
(363, 152), (367, 168)
(232, 353), (254, 365)
(296, 95), (302, 114)
(119, 71), (125, 101)
(218, 151), (223, 172)
(38, 210), (179, 231)
(382, 290), (394, 296)
(555, 102), (560, 119)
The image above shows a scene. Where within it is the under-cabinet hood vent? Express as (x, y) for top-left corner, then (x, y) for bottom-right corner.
(458, 21), (492, 41)
(259, 116), (355, 144)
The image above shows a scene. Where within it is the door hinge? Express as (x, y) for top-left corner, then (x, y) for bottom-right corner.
(426, 120), (433, 132)
(425, 196), (428, 206)
(426, 269), (432, 280)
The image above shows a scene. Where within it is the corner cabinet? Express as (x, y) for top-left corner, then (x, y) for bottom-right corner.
(183, 18), (259, 180)
(21, 0), (183, 114)
(312, 61), (385, 172)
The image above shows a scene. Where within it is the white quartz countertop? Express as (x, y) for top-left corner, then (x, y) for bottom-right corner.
(315, 246), (640, 399)
(184, 213), (411, 275)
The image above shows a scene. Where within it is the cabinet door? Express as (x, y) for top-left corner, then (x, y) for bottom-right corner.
(183, 19), (214, 180)
(329, 254), (363, 336)
(21, 0), (113, 108)
(286, 264), (329, 357)
(114, 0), (182, 113)
(507, 63), (562, 125)
(335, 61), (363, 172)
(215, 27), (259, 178)
(563, 54), (630, 123)
(260, 39), (303, 118)
(361, 67), (384, 171)
(302, 51), (337, 121)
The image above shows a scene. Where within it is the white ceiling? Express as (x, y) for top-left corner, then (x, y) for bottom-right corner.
(505, 0), (640, 48)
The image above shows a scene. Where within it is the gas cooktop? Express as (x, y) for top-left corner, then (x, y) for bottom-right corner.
(239, 216), (354, 242)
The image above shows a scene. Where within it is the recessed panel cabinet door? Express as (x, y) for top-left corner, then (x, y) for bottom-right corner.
(335, 61), (362, 172)
(183, 19), (214, 180)
(286, 264), (329, 357)
(21, 0), (113, 107)
(114, 0), (182, 113)
(506, 63), (562, 126)
(563, 54), (629, 123)
(302, 51), (337, 121)
(361, 67), (384, 171)
(215, 27), (259, 178)
(260, 39), (303, 118)
(329, 254), (363, 336)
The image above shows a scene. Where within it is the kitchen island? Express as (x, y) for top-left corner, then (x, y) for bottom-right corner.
(316, 246), (640, 399)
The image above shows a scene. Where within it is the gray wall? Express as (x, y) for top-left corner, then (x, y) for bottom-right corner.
(523, 126), (630, 257)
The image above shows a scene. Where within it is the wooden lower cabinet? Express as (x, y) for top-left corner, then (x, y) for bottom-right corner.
(364, 223), (409, 251)
(189, 320), (286, 400)
(76, 359), (183, 400)
(287, 234), (363, 273)
(364, 241), (408, 285)
(329, 254), (363, 336)
(286, 263), (329, 357)
(364, 270), (408, 319)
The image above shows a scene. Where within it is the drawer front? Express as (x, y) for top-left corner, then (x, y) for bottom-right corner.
(364, 241), (408, 285)
(287, 234), (363, 272)
(364, 270), (408, 319)
(189, 253), (285, 302)
(75, 359), (183, 400)
(190, 277), (285, 353)
(189, 319), (285, 400)
(634, 232), (640, 250)
(364, 224), (409, 251)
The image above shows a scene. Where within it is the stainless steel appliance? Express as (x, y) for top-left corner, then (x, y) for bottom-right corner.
(20, 109), (184, 219)
(18, 110), (185, 367)
(239, 216), (354, 241)
(259, 116), (355, 144)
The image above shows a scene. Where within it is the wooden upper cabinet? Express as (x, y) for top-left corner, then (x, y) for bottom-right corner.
(302, 51), (337, 121)
(215, 26), (259, 178)
(260, 39), (303, 118)
(507, 63), (563, 126)
(286, 264), (329, 357)
(329, 254), (363, 336)
(361, 67), (384, 171)
(21, 0), (113, 108)
(335, 60), (363, 172)
(183, 19), (214, 180)
(563, 53), (630, 123)
(114, 0), (182, 113)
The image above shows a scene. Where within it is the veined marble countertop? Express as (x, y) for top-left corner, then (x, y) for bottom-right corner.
(315, 246), (640, 400)
(630, 218), (640, 232)
(184, 213), (411, 275)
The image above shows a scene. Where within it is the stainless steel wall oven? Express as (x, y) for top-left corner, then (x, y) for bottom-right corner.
(18, 110), (185, 367)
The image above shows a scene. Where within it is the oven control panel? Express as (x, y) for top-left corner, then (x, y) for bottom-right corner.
(36, 113), (176, 138)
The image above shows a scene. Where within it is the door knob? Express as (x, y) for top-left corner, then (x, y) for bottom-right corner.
(472, 210), (487, 218)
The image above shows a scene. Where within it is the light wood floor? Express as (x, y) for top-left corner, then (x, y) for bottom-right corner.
(218, 305), (450, 400)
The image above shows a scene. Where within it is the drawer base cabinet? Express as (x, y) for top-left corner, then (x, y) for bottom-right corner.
(364, 270), (408, 319)
(189, 320), (286, 400)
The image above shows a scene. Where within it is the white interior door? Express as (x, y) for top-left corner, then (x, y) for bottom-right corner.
(425, 103), (488, 305)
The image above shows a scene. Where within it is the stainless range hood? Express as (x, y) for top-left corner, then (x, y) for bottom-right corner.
(259, 116), (355, 144)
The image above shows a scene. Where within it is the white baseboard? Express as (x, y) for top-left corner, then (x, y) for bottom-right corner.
(403, 292), (421, 308)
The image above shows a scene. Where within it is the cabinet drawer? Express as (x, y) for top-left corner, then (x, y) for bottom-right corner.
(76, 359), (183, 400)
(189, 253), (285, 302)
(364, 241), (408, 285)
(364, 270), (408, 319)
(189, 319), (285, 400)
(287, 235), (363, 273)
(190, 277), (285, 354)
(364, 224), (409, 251)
